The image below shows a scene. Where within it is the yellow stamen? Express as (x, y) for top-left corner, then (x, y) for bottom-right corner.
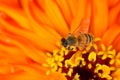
(67, 68), (73, 76)
(73, 73), (80, 80)
(88, 63), (92, 69)
(88, 51), (96, 62)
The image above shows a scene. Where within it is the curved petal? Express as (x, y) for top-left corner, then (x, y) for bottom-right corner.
(70, 0), (87, 33)
(111, 69), (120, 80)
(26, 1), (54, 29)
(44, 0), (69, 36)
(55, 0), (73, 26)
(66, 0), (77, 19)
(112, 34), (120, 52)
(0, 5), (31, 30)
(0, 18), (57, 51)
(101, 24), (120, 46)
(108, 0), (120, 8)
(0, 64), (66, 80)
(0, 0), (21, 9)
(0, 4), (60, 51)
(90, 0), (108, 37)
(0, 35), (47, 64)
(109, 2), (120, 26)
(0, 45), (28, 64)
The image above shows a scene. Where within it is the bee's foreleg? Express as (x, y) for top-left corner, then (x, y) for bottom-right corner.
(68, 46), (74, 50)
(78, 44), (86, 51)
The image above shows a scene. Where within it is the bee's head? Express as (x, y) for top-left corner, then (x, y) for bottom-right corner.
(61, 38), (68, 47)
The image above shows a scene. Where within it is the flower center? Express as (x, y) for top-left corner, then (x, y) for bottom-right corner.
(43, 38), (118, 80)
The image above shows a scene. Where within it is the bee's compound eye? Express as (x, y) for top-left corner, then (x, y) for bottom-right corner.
(61, 38), (68, 47)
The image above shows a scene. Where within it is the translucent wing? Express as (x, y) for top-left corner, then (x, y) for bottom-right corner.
(72, 18), (90, 36)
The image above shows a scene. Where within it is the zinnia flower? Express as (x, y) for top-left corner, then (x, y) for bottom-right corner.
(0, 0), (120, 80)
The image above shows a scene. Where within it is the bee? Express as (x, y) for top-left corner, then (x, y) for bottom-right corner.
(61, 19), (94, 50)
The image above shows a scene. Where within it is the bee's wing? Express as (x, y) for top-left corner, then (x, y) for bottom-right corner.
(72, 18), (90, 36)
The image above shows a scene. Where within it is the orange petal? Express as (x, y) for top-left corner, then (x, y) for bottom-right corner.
(67, 0), (77, 18)
(14, 43), (47, 64)
(90, 0), (108, 37)
(34, 0), (46, 11)
(20, 0), (61, 44)
(0, 35), (47, 64)
(0, 64), (66, 80)
(70, 0), (87, 33)
(44, 0), (69, 36)
(118, 14), (120, 24)
(0, 18), (58, 51)
(0, 45), (27, 64)
(111, 69), (120, 80)
(0, 64), (14, 74)
(0, 4), (59, 51)
(108, 0), (120, 8)
(0, 0), (21, 9)
(0, 65), (48, 80)
(0, 6), (31, 30)
(20, 1), (62, 40)
(101, 24), (120, 46)
(109, 2), (120, 26)
(112, 33), (120, 52)
(71, 1), (91, 33)
(86, 1), (92, 18)
(29, 1), (54, 28)
(84, 1), (92, 33)
(55, 0), (73, 25)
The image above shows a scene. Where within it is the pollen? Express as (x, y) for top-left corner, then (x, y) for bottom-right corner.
(43, 38), (120, 80)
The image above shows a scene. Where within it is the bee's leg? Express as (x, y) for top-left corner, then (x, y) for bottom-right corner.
(78, 46), (84, 51)
(71, 48), (74, 50)
(68, 46), (74, 50)
(82, 45), (90, 51)
(78, 44), (86, 51)
(82, 46), (87, 51)
(68, 46), (70, 50)
(78, 32), (82, 34)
